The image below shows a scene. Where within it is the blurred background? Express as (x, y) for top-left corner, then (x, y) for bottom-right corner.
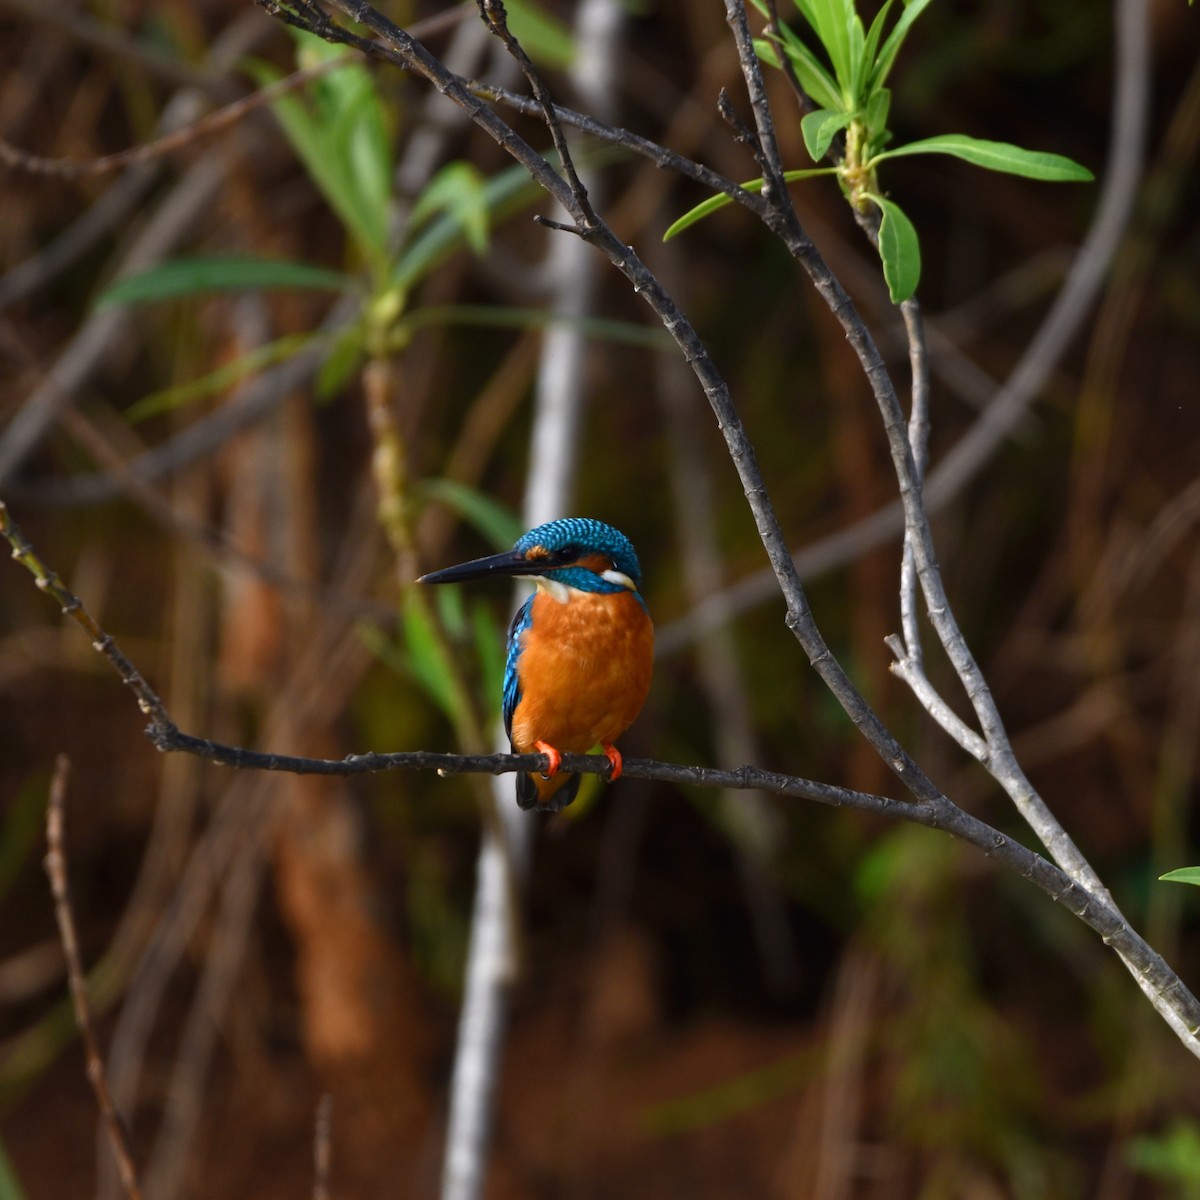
(1, 0), (1199, 1196)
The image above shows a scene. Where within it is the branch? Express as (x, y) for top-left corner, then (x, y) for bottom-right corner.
(313, 1095), (333, 1200)
(2, 500), (173, 731)
(15, 0), (1199, 1068)
(44, 756), (145, 1200)
(0, 57), (346, 179)
(7, 488), (1200, 1049)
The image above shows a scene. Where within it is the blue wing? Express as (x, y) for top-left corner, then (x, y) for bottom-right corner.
(502, 595), (534, 742)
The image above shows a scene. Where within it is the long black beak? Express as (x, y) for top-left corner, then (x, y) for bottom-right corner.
(418, 548), (544, 586)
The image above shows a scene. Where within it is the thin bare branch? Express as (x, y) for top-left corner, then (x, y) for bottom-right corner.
(314, 1095), (333, 1200)
(44, 756), (144, 1200)
(0, 57), (345, 179)
(2, 500), (173, 730)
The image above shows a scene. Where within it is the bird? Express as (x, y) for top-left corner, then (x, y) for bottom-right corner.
(419, 517), (653, 812)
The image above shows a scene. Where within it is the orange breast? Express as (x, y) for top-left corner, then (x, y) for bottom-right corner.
(509, 589), (654, 755)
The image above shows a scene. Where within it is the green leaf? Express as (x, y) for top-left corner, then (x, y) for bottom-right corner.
(471, 601), (507, 722)
(844, 8), (870, 104)
(873, 133), (1094, 181)
(662, 168), (833, 241)
(505, 0), (576, 68)
(331, 69), (394, 252)
(1160, 867), (1200, 886)
(255, 76), (378, 256)
(752, 35), (782, 69)
(124, 333), (323, 423)
(397, 303), (672, 350)
(409, 162), (491, 258)
(0, 1139), (29, 1200)
(393, 163), (540, 291)
(861, 0), (894, 84)
(1128, 1120), (1200, 1184)
(869, 0), (933, 91)
(415, 480), (521, 551)
(249, 42), (392, 258)
(315, 325), (367, 400)
(400, 593), (458, 721)
(0, 777), (47, 906)
(874, 195), (921, 303)
(864, 86), (891, 144)
(762, 24), (844, 112)
(432, 578), (469, 642)
(96, 257), (350, 309)
(801, 108), (851, 162)
(803, 0), (855, 92)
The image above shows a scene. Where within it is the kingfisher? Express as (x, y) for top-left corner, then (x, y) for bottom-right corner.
(419, 517), (653, 812)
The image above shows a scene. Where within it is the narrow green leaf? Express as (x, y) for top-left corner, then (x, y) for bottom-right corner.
(393, 163), (540, 291)
(397, 303), (673, 350)
(471, 601), (507, 721)
(505, 0), (576, 68)
(409, 162), (491, 258)
(845, 8), (870, 104)
(254, 70), (375, 254)
(1160, 867), (1200, 886)
(861, 0), (895, 83)
(788, 0), (822, 34)
(433, 579), (469, 642)
(766, 25), (844, 112)
(0, 1138), (29, 1200)
(331, 70), (394, 253)
(249, 52), (390, 258)
(416, 480), (522, 551)
(869, 0), (933, 91)
(315, 325), (367, 400)
(865, 86), (891, 143)
(801, 108), (851, 162)
(873, 133), (1094, 181)
(400, 594), (458, 721)
(96, 257), (350, 309)
(0, 779), (47, 906)
(125, 332), (322, 423)
(752, 36), (782, 69)
(874, 195), (921, 303)
(804, 0), (855, 90)
(662, 168), (833, 241)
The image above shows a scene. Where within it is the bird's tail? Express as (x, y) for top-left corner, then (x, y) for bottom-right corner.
(516, 770), (581, 813)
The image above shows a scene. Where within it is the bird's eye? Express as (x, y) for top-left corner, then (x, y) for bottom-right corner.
(554, 544), (579, 563)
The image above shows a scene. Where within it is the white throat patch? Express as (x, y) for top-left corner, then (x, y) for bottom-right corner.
(534, 577), (572, 603)
(601, 568), (636, 590)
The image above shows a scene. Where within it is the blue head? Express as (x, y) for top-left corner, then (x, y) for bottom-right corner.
(512, 518), (643, 594)
(420, 517), (644, 596)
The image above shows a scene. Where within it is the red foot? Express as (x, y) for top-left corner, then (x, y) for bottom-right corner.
(533, 740), (563, 778)
(601, 743), (623, 782)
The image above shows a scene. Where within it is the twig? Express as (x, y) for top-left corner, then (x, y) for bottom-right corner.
(44, 755), (145, 1200)
(12, 295), (358, 506)
(762, 0), (813, 115)
(102, 500), (385, 1195)
(0, 5), (474, 179)
(2, 501), (173, 731)
(897, 298), (931, 666)
(314, 1094), (333, 1200)
(0, 150), (230, 487)
(0, 59), (345, 179)
(476, 0), (595, 228)
(466, 80), (769, 221)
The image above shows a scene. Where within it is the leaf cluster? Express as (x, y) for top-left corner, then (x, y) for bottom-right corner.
(669, 0), (1093, 302)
